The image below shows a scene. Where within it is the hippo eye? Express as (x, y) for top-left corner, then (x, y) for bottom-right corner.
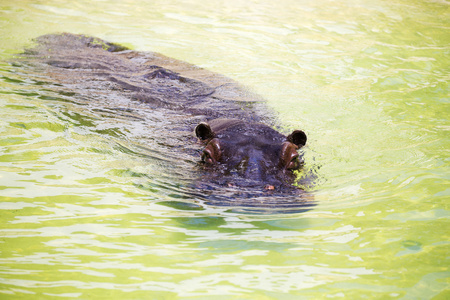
(201, 139), (221, 164)
(281, 142), (300, 170)
(202, 150), (214, 164)
(286, 153), (300, 170)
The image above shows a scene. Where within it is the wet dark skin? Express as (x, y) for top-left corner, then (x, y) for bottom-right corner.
(20, 33), (309, 195)
(195, 118), (307, 190)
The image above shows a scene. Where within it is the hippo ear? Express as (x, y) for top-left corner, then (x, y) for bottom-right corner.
(195, 122), (215, 140)
(287, 130), (307, 147)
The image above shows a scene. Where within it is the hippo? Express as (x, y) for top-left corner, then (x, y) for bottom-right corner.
(195, 118), (307, 190)
(17, 33), (312, 209)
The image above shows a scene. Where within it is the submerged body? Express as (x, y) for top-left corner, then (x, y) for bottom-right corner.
(20, 33), (310, 205)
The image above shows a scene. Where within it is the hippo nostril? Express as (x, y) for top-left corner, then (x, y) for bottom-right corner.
(264, 184), (275, 190)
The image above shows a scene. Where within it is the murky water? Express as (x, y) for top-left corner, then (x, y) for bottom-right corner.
(0, 0), (449, 298)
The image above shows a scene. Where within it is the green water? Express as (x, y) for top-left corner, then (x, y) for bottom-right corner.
(0, 0), (449, 298)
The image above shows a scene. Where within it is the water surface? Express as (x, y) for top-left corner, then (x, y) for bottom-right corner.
(0, 0), (449, 298)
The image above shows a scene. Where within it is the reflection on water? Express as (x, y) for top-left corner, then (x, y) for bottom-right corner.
(0, 0), (449, 298)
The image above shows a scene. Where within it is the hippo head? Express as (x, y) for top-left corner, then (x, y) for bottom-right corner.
(195, 119), (307, 191)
